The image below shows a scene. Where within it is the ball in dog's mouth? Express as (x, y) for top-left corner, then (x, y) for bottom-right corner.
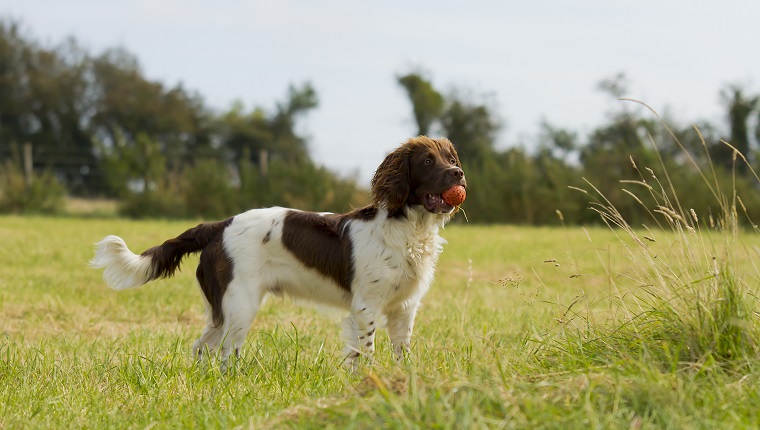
(422, 185), (466, 213)
(442, 185), (466, 206)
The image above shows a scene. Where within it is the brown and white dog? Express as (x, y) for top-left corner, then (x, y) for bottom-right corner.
(91, 136), (466, 368)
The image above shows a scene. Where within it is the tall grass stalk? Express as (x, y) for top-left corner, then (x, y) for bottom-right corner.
(539, 100), (760, 373)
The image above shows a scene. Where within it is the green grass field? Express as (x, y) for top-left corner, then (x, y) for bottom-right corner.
(2, 213), (760, 429)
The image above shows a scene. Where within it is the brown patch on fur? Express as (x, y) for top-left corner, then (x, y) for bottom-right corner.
(141, 217), (234, 326)
(349, 205), (379, 221)
(196, 235), (234, 327)
(281, 210), (355, 292)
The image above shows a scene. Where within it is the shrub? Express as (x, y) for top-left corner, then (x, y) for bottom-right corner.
(118, 176), (187, 219)
(0, 161), (67, 214)
(239, 158), (364, 213)
(182, 159), (239, 219)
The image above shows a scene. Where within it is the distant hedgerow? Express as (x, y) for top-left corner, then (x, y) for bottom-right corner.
(0, 161), (67, 214)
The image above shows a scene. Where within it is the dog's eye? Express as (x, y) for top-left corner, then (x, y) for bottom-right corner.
(423, 159), (433, 166)
(450, 158), (457, 165)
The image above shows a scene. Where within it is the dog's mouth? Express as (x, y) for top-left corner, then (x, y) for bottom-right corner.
(423, 193), (455, 214)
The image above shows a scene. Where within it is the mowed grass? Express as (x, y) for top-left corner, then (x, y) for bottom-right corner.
(2, 214), (760, 429)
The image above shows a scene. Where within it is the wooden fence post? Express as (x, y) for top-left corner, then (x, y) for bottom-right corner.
(23, 142), (33, 189)
(259, 148), (269, 176)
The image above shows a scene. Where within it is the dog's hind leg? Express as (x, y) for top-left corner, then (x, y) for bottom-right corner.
(192, 291), (226, 361)
(192, 259), (232, 361)
(217, 280), (264, 367)
(192, 323), (224, 360)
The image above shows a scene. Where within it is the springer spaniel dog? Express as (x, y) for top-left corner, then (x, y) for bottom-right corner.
(91, 136), (466, 369)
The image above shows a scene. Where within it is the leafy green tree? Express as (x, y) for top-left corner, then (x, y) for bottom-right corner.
(217, 103), (272, 167)
(217, 82), (317, 166)
(535, 122), (586, 223)
(539, 120), (578, 158)
(715, 85), (758, 173)
(99, 133), (166, 196)
(0, 20), (28, 144)
(397, 72), (445, 136)
(439, 95), (501, 166)
(266, 82), (317, 164)
(574, 75), (658, 225)
(182, 159), (238, 219)
(396, 72), (500, 165)
(90, 48), (213, 176)
(0, 20), (98, 194)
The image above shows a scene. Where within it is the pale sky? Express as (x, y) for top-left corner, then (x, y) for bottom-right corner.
(2, 1), (758, 182)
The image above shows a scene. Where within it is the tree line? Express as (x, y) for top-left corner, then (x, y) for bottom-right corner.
(2, 19), (759, 225)
(398, 71), (760, 225)
(0, 19), (359, 217)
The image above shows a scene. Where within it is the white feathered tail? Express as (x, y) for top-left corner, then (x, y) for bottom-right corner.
(90, 235), (154, 291)
(91, 219), (233, 294)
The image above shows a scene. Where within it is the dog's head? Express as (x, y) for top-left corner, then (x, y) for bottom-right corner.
(371, 136), (466, 215)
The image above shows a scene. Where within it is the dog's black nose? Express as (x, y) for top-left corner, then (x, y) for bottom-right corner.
(448, 166), (464, 180)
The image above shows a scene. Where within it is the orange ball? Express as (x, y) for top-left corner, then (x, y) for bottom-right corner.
(442, 185), (466, 206)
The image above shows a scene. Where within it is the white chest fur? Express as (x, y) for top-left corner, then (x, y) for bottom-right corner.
(349, 208), (447, 309)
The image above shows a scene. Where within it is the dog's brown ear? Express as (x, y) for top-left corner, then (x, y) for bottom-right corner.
(371, 146), (411, 212)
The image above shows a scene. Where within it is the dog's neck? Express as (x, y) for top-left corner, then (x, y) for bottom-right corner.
(374, 205), (447, 267)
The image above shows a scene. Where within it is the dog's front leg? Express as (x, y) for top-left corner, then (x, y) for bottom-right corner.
(342, 299), (378, 371)
(386, 301), (419, 361)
